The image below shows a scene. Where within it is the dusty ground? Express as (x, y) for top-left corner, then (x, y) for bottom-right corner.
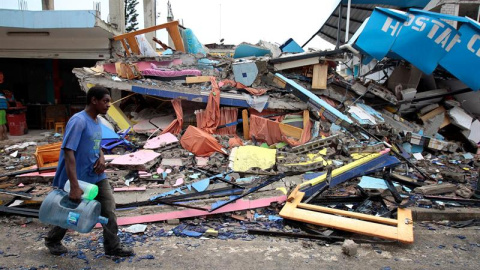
(0, 217), (479, 270)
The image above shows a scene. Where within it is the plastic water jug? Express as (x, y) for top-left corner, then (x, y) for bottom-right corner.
(64, 179), (98, 200)
(39, 189), (108, 233)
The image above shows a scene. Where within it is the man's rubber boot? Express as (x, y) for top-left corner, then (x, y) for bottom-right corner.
(45, 242), (68, 256)
(105, 246), (135, 257)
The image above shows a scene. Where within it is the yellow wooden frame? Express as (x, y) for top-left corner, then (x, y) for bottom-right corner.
(280, 187), (414, 243)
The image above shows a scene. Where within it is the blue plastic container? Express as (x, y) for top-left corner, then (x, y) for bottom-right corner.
(39, 189), (108, 233)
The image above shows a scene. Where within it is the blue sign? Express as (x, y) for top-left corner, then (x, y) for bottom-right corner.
(390, 9), (462, 74)
(353, 7), (480, 91)
(439, 18), (480, 91)
(354, 8), (408, 60)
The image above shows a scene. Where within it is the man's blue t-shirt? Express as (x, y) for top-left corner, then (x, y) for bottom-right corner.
(53, 110), (106, 189)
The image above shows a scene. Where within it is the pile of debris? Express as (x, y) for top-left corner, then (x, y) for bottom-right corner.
(2, 10), (480, 245)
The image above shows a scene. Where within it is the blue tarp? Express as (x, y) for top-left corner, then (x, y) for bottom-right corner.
(353, 8), (480, 91)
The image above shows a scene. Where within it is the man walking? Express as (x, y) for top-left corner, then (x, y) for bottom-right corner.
(45, 86), (134, 257)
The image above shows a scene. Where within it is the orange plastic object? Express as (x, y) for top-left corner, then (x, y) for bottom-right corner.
(161, 99), (183, 135)
(180, 126), (225, 157)
(35, 142), (62, 168)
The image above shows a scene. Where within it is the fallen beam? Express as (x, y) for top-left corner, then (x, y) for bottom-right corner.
(280, 187), (414, 243)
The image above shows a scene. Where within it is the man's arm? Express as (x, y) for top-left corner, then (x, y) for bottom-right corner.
(64, 148), (83, 202)
(94, 148), (106, 174)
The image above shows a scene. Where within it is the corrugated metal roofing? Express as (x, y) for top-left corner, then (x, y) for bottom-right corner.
(318, 4), (396, 46)
(315, 0), (430, 46)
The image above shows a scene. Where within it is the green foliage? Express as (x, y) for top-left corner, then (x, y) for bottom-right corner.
(125, 0), (139, 32)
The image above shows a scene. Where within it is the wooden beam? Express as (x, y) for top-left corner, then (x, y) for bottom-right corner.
(185, 76), (211, 84)
(280, 189), (414, 243)
(113, 20), (185, 54)
(242, 109), (250, 140)
(312, 63), (328, 89)
(420, 106), (446, 123)
(298, 203), (398, 225)
(279, 123), (302, 139)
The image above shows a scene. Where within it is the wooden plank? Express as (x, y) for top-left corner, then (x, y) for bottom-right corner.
(286, 207), (404, 241)
(303, 110), (309, 134)
(273, 58), (320, 71)
(100, 195), (287, 227)
(242, 109), (250, 140)
(273, 76), (286, 88)
(396, 208), (414, 243)
(312, 64), (328, 90)
(126, 36), (141, 55)
(280, 189), (414, 243)
(298, 203), (398, 226)
(413, 183), (457, 195)
(279, 123), (302, 139)
(120, 40), (131, 56)
(420, 106), (446, 123)
(185, 76), (211, 84)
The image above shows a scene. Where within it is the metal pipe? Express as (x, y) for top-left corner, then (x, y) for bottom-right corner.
(345, 0), (351, 43)
(336, 4), (343, 49)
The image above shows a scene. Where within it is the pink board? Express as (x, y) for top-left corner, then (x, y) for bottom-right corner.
(110, 150), (160, 166)
(16, 171), (56, 178)
(144, 132), (179, 149)
(98, 195), (287, 227)
(114, 186), (147, 192)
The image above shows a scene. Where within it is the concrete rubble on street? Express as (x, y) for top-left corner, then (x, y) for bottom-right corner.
(1, 2), (480, 268)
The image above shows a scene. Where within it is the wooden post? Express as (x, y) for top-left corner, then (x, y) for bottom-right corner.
(242, 109), (250, 140)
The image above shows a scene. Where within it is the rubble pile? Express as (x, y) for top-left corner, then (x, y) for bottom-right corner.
(2, 14), (480, 245)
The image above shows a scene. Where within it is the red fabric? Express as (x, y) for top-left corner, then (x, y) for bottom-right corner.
(180, 126), (225, 157)
(249, 111), (312, 146)
(161, 99), (183, 135)
(198, 77), (221, 134)
(219, 79), (267, 96)
(196, 107), (238, 135)
(228, 136), (244, 148)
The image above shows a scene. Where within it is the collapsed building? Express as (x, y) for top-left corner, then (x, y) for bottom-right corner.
(1, 0), (480, 245)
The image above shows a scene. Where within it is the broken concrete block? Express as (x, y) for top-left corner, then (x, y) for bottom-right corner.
(424, 112), (444, 137)
(441, 172), (466, 183)
(342, 239), (358, 256)
(400, 88), (417, 101)
(160, 158), (183, 167)
(414, 183), (457, 195)
(456, 186), (473, 199)
(167, 219), (180, 225)
(419, 104), (440, 116)
(448, 107), (473, 130)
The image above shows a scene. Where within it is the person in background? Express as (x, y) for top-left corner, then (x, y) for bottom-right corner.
(0, 71), (9, 141)
(44, 86), (134, 257)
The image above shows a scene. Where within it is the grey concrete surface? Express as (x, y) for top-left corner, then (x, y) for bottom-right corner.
(0, 217), (479, 270)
